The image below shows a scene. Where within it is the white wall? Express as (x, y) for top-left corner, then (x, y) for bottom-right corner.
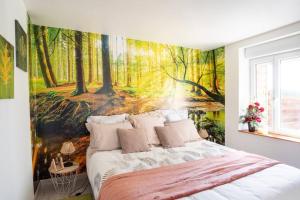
(0, 0), (34, 199)
(225, 21), (300, 168)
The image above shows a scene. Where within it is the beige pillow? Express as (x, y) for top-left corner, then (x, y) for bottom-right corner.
(129, 115), (165, 145)
(90, 121), (133, 150)
(165, 119), (201, 142)
(117, 128), (150, 153)
(154, 126), (184, 148)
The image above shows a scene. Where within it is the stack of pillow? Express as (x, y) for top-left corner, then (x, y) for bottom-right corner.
(86, 109), (202, 154)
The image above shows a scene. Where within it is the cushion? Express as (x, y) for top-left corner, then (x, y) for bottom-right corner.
(129, 115), (165, 145)
(159, 108), (188, 122)
(166, 113), (182, 122)
(154, 126), (184, 148)
(165, 119), (201, 142)
(117, 128), (150, 153)
(89, 121), (133, 150)
(130, 111), (165, 122)
(86, 113), (128, 124)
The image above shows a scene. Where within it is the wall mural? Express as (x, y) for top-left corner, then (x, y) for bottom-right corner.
(0, 34), (14, 99)
(29, 24), (225, 181)
(15, 20), (27, 72)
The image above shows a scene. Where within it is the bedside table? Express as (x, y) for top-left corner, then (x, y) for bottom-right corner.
(49, 161), (79, 195)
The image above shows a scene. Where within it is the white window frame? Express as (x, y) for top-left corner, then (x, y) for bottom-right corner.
(249, 49), (300, 136)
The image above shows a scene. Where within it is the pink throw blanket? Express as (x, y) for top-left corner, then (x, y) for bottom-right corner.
(98, 152), (279, 200)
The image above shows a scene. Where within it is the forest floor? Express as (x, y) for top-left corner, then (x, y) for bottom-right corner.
(33, 83), (224, 113)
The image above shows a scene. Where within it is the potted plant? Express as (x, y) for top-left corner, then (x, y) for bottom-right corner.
(240, 102), (264, 132)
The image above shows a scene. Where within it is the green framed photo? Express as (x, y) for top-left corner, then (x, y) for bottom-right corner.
(0, 35), (14, 99)
(15, 20), (27, 72)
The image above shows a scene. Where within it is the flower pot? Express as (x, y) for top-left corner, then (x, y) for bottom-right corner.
(248, 122), (256, 132)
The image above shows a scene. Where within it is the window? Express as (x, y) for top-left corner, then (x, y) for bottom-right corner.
(250, 50), (300, 138)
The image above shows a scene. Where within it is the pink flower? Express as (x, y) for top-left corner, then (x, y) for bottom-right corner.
(245, 117), (251, 122)
(241, 102), (264, 124)
(256, 117), (261, 123)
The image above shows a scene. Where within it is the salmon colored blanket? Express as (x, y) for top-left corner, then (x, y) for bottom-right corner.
(98, 152), (279, 200)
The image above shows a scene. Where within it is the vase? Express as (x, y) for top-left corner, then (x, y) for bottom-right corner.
(248, 122), (256, 132)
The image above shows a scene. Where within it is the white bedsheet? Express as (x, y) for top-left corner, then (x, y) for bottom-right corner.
(86, 140), (300, 200)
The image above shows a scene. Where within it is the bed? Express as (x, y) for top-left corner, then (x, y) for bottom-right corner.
(87, 139), (300, 200)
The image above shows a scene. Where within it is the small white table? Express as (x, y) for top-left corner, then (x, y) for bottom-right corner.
(49, 162), (79, 195)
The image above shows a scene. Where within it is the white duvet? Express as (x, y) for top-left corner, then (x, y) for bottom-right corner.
(86, 140), (300, 200)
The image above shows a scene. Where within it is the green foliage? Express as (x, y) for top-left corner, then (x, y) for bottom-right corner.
(121, 86), (136, 96)
(47, 91), (58, 98)
(203, 118), (225, 144)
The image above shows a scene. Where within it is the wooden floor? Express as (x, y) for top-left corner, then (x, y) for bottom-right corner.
(34, 173), (94, 200)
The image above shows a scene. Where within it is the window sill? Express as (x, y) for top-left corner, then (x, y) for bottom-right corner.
(238, 129), (300, 144)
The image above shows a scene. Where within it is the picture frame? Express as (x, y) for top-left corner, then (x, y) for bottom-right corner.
(15, 20), (27, 72)
(0, 34), (14, 99)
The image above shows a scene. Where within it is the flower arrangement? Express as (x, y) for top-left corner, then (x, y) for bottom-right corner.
(240, 102), (264, 132)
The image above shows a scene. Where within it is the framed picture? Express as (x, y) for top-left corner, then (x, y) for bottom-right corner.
(0, 35), (14, 99)
(15, 20), (27, 72)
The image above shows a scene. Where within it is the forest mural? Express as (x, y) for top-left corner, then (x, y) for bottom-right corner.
(29, 24), (225, 181)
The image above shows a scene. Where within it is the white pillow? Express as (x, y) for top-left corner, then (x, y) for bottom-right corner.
(166, 113), (182, 122)
(159, 109), (189, 122)
(86, 113), (128, 124)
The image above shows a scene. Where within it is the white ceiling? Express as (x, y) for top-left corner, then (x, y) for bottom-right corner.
(24, 0), (300, 50)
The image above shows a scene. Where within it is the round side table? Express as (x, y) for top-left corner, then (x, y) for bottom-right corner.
(49, 162), (79, 195)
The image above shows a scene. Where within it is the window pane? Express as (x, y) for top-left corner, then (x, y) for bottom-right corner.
(255, 62), (273, 130)
(280, 56), (300, 135)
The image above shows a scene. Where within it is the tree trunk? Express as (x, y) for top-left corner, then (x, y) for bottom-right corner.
(72, 31), (88, 95)
(211, 49), (220, 94)
(88, 33), (93, 83)
(115, 55), (119, 86)
(191, 49), (195, 92)
(96, 43), (99, 82)
(126, 40), (131, 87)
(70, 36), (74, 82)
(167, 74), (225, 104)
(40, 26), (57, 86)
(161, 48), (166, 87)
(114, 36), (119, 86)
(28, 23), (33, 78)
(34, 49), (38, 78)
(196, 50), (202, 94)
(67, 31), (71, 83)
(59, 32), (63, 80)
(136, 44), (141, 88)
(173, 47), (178, 88)
(33, 25), (54, 88)
(122, 37), (126, 86)
(96, 35), (115, 95)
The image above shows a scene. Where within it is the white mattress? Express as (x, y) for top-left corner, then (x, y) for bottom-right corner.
(86, 140), (300, 200)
